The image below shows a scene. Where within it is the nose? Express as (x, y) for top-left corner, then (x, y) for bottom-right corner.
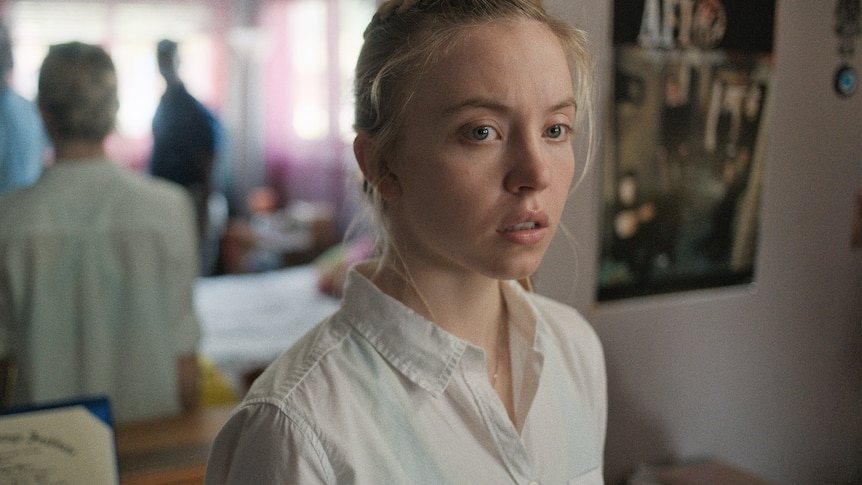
(503, 135), (552, 194)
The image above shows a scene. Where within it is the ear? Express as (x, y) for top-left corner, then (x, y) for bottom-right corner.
(353, 132), (402, 201)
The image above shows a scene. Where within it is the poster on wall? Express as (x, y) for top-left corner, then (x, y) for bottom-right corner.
(598, 0), (777, 301)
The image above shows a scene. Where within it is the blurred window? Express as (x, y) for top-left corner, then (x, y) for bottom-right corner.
(6, 0), (375, 191)
(263, 0), (374, 151)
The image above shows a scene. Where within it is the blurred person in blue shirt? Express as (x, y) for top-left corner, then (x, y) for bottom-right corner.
(0, 23), (50, 195)
(149, 39), (226, 274)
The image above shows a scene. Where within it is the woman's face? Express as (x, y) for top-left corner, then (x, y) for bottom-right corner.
(384, 19), (577, 281)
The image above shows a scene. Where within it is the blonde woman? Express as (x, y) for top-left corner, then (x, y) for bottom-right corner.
(206, 1), (606, 483)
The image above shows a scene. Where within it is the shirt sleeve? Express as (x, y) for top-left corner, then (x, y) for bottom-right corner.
(205, 402), (335, 484)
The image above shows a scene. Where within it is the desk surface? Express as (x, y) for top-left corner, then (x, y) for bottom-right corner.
(116, 405), (234, 485)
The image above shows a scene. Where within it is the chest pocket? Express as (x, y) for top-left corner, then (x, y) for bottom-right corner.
(567, 466), (603, 485)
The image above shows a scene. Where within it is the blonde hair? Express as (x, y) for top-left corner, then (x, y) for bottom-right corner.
(38, 42), (118, 142)
(353, 0), (595, 243)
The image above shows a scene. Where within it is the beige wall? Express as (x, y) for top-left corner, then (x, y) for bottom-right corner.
(538, 1), (862, 482)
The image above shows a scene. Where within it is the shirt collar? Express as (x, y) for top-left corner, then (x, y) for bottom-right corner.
(341, 266), (540, 397)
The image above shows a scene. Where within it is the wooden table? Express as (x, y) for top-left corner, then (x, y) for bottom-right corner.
(115, 405), (234, 485)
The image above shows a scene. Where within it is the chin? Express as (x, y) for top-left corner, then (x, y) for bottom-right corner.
(486, 256), (544, 282)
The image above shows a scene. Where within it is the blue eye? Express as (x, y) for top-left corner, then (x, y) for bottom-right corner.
(470, 126), (493, 141)
(466, 125), (500, 142)
(546, 124), (569, 139)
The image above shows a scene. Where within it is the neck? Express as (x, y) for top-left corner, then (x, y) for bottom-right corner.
(53, 139), (106, 161)
(366, 255), (516, 423)
(368, 256), (506, 349)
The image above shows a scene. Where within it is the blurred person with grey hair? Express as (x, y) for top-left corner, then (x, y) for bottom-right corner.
(0, 22), (49, 195)
(0, 42), (202, 422)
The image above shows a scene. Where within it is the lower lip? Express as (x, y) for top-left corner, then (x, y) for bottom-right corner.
(498, 227), (547, 245)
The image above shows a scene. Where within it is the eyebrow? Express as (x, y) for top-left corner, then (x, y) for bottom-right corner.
(442, 96), (578, 116)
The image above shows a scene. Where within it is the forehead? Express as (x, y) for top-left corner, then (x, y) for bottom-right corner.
(411, 20), (573, 113)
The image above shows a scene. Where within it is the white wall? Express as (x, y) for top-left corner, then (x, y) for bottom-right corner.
(537, 1), (862, 483)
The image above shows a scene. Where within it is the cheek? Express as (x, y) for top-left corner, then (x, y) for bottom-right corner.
(401, 163), (472, 214)
(416, 169), (494, 232)
(449, 166), (482, 197)
(550, 159), (576, 210)
(419, 162), (481, 198)
(553, 148), (576, 181)
(558, 158), (576, 182)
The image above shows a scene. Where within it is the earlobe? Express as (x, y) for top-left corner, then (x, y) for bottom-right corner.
(376, 171), (402, 201)
(354, 132), (402, 201)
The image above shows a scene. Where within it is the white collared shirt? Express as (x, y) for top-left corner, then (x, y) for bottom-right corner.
(206, 268), (606, 484)
(0, 159), (201, 422)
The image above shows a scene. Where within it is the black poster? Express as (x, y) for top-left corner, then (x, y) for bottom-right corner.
(598, 0), (777, 301)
